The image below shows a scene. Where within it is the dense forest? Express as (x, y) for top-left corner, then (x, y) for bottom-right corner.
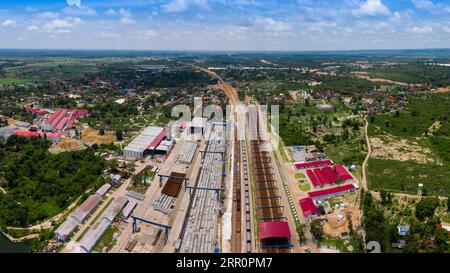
(0, 135), (105, 227)
(142, 70), (216, 88)
(313, 76), (375, 95)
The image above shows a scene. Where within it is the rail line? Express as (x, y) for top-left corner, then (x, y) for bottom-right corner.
(248, 105), (291, 253)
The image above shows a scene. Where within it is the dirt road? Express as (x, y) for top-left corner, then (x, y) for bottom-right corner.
(361, 118), (371, 192)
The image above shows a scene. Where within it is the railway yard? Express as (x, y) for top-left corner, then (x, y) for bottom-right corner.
(50, 67), (362, 254)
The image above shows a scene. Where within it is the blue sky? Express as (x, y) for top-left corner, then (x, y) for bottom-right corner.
(0, 0), (450, 50)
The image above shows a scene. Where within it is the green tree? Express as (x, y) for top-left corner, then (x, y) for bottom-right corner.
(415, 197), (439, 221)
(310, 220), (324, 244)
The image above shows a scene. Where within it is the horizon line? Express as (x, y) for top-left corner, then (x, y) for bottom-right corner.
(1, 47), (450, 53)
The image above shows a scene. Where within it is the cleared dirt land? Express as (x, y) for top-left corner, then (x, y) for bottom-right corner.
(81, 128), (116, 144)
(51, 138), (85, 153)
(369, 135), (442, 165)
(352, 71), (423, 87)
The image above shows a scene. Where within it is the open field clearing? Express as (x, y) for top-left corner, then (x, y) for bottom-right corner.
(369, 135), (441, 165)
(81, 128), (116, 145)
(368, 158), (450, 196)
(352, 71), (422, 87)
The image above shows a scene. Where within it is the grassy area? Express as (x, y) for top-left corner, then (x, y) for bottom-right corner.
(5, 228), (41, 238)
(0, 77), (30, 85)
(367, 158), (450, 196)
(320, 237), (350, 253)
(278, 142), (291, 163)
(295, 173), (306, 180)
(298, 183), (311, 192)
(325, 141), (366, 165)
(93, 225), (119, 253)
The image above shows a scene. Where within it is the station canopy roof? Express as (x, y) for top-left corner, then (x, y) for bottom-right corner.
(259, 221), (291, 240)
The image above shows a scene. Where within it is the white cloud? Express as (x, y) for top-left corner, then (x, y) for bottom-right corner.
(139, 30), (159, 39)
(257, 17), (291, 32)
(118, 8), (132, 17)
(105, 9), (117, 16)
(44, 19), (72, 30)
(37, 11), (60, 19)
(411, 25), (433, 33)
(354, 0), (391, 16)
(162, 0), (209, 13)
(27, 25), (39, 31)
(66, 0), (81, 7)
(1, 19), (16, 27)
(63, 6), (96, 16)
(120, 17), (136, 25)
(43, 17), (82, 33)
(412, 0), (435, 10)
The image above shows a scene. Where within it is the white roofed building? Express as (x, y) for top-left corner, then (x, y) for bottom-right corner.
(123, 126), (165, 159)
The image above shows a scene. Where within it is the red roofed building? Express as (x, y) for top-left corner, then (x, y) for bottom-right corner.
(313, 168), (330, 185)
(308, 184), (357, 200)
(335, 164), (355, 182)
(15, 131), (61, 142)
(322, 166), (339, 184)
(259, 221), (291, 240)
(299, 198), (318, 218)
(147, 129), (166, 150)
(294, 159), (332, 170)
(306, 169), (321, 188)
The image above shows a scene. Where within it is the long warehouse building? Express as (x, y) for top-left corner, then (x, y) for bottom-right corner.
(123, 126), (172, 159)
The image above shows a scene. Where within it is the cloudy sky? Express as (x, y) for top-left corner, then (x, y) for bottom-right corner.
(0, 0), (450, 51)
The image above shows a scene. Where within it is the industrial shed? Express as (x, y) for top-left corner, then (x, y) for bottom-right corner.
(79, 218), (111, 253)
(54, 217), (78, 241)
(70, 195), (101, 224)
(308, 183), (357, 200)
(294, 159), (333, 170)
(122, 126), (166, 159)
(0, 126), (15, 141)
(121, 199), (138, 220)
(190, 117), (208, 136)
(95, 183), (111, 197)
(102, 196), (128, 223)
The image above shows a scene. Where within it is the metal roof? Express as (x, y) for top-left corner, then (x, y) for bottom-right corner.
(79, 218), (111, 253)
(123, 126), (164, 153)
(70, 195), (101, 223)
(259, 221), (291, 240)
(54, 217), (78, 239)
(95, 183), (111, 197)
(102, 196), (128, 222)
(299, 198), (318, 217)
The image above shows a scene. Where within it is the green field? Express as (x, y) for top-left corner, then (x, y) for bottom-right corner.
(298, 183), (311, 192)
(295, 173), (306, 180)
(367, 158), (450, 196)
(0, 77), (30, 85)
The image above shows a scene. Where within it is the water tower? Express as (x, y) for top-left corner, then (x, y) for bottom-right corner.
(418, 183), (424, 196)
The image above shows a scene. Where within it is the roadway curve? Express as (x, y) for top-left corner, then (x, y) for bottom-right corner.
(180, 62), (240, 105)
(361, 117), (371, 192)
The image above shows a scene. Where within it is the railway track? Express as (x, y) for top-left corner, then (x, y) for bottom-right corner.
(231, 128), (242, 253)
(248, 105), (291, 253)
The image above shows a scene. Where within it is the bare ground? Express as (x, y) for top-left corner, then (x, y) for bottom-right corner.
(81, 128), (116, 144)
(369, 134), (441, 165)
